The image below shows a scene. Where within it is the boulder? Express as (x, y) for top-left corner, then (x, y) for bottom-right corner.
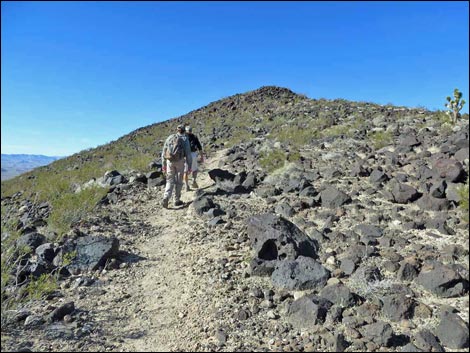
(388, 180), (421, 203)
(48, 302), (75, 323)
(319, 283), (359, 308)
(320, 186), (351, 208)
(193, 196), (216, 216)
(381, 294), (415, 321)
(416, 194), (451, 211)
(67, 235), (119, 274)
(413, 329), (444, 352)
(287, 294), (332, 329)
(271, 256), (330, 290)
(432, 158), (466, 183)
(435, 312), (469, 349)
(16, 232), (46, 251)
(416, 261), (468, 298)
(102, 170), (126, 186)
(246, 214), (319, 265)
(361, 321), (394, 347)
(369, 168), (389, 184)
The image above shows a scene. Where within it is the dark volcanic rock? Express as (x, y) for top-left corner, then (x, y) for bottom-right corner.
(103, 170), (126, 186)
(193, 196), (216, 215)
(388, 180), (421, 203)
(354, 224), (383, 243)
(48, 302), (75, 322)
(287, 294), (332, 329)
(454, 147), (469, 162)
(320, 186), (351, 208)
(67, 235), (119, 275)
(208, 168), (250, 193)
(435, 312), (469, 349)
(274, 202), (295, 218)
(415, 261), (468, 298)
(416, 193), (452, 211)
(429, 179), (447, 199)
(361, 321), (394, 347)
(16, 232), (46, 251)
(381, 294), (415, 322)
(271, 256), (330, 290)
(35, 243), (56, 265)
(147, 175), (165, 188)
(208, 168), (236, 183)
(413, 329), (444, 352)
(249, 258), (278, 276)
(369, 168), (389, 184)
(246, 213), (319, 264)
(319, 283), (359, 308)
(432, 158), (466, 183)
(397, 261), (419, 282)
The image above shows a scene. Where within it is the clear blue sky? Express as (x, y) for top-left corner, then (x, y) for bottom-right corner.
(2, 1), (469, 156)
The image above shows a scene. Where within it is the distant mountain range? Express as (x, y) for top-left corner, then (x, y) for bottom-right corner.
(1, 154), (64, 180)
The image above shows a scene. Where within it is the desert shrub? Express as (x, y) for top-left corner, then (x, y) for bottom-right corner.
(259, 149), (287, 173)
(457, 178), (469, 224)
(47, 186), (107, 238)
(434, 110), (453, 125)
(367, 130), (393, 149)
(224, 129), (254, 148)
(24, 273), (58, 301)
(277, 125), (316, 147)
(287, 149), (302, 162)
(321, 124), (353, 138)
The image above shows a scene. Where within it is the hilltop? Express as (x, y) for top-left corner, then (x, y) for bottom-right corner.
(1, 86), (469, 352)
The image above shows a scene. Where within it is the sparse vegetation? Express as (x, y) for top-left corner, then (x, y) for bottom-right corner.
(24, 273), (58, 301)
(259, 149), (288, 173)
(48, 186), (108, 238)
(457, 178), (469, 224)
(367, 130), (393, 149)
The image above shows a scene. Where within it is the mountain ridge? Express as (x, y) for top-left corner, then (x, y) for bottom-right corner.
(1, 154), (64, 181)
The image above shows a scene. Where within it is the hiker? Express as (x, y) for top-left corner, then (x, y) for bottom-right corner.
(184, 125), (204, 191)
(161, 124), (192, 208)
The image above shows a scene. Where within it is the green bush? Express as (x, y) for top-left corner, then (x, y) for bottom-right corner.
(24, 274), (58, 301)
(457, 179), (469, 224)
(277, 125), (316, 147)
(434, 110), (453, 125)
(367, 130), (393, 149)
(259, 149), (287, 173)
(47, 186), (108, 238)
(321, 124), (353, 138)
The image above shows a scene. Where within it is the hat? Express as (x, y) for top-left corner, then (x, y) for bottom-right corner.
(185, 126), (192, 132)
(177, 124), (184, 131)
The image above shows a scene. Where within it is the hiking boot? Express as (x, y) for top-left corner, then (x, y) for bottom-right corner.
(162, 198), (169, 209)
(191, 181), (199, 189)
(186, 184), (191, 192)
(174, 200), (184, 207)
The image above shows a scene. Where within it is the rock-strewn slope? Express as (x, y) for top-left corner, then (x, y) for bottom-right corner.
(1, 87), (469, 352)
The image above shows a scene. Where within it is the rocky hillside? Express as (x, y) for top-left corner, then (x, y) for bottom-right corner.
(1, 86), (469, 352)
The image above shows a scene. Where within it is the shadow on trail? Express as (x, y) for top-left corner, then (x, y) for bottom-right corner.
(117, 250), (147, 264)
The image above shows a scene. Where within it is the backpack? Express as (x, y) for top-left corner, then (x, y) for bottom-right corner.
(188, 134), (200, 152)
(164, 134), (184, 161)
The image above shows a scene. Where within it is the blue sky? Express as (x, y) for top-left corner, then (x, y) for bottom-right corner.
(2, 1), (469, 156)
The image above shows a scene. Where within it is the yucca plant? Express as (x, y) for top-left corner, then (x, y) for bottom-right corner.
(445, 88), (466, 124)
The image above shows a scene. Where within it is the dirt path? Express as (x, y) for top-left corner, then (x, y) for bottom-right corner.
(114, 151), (228, 351)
